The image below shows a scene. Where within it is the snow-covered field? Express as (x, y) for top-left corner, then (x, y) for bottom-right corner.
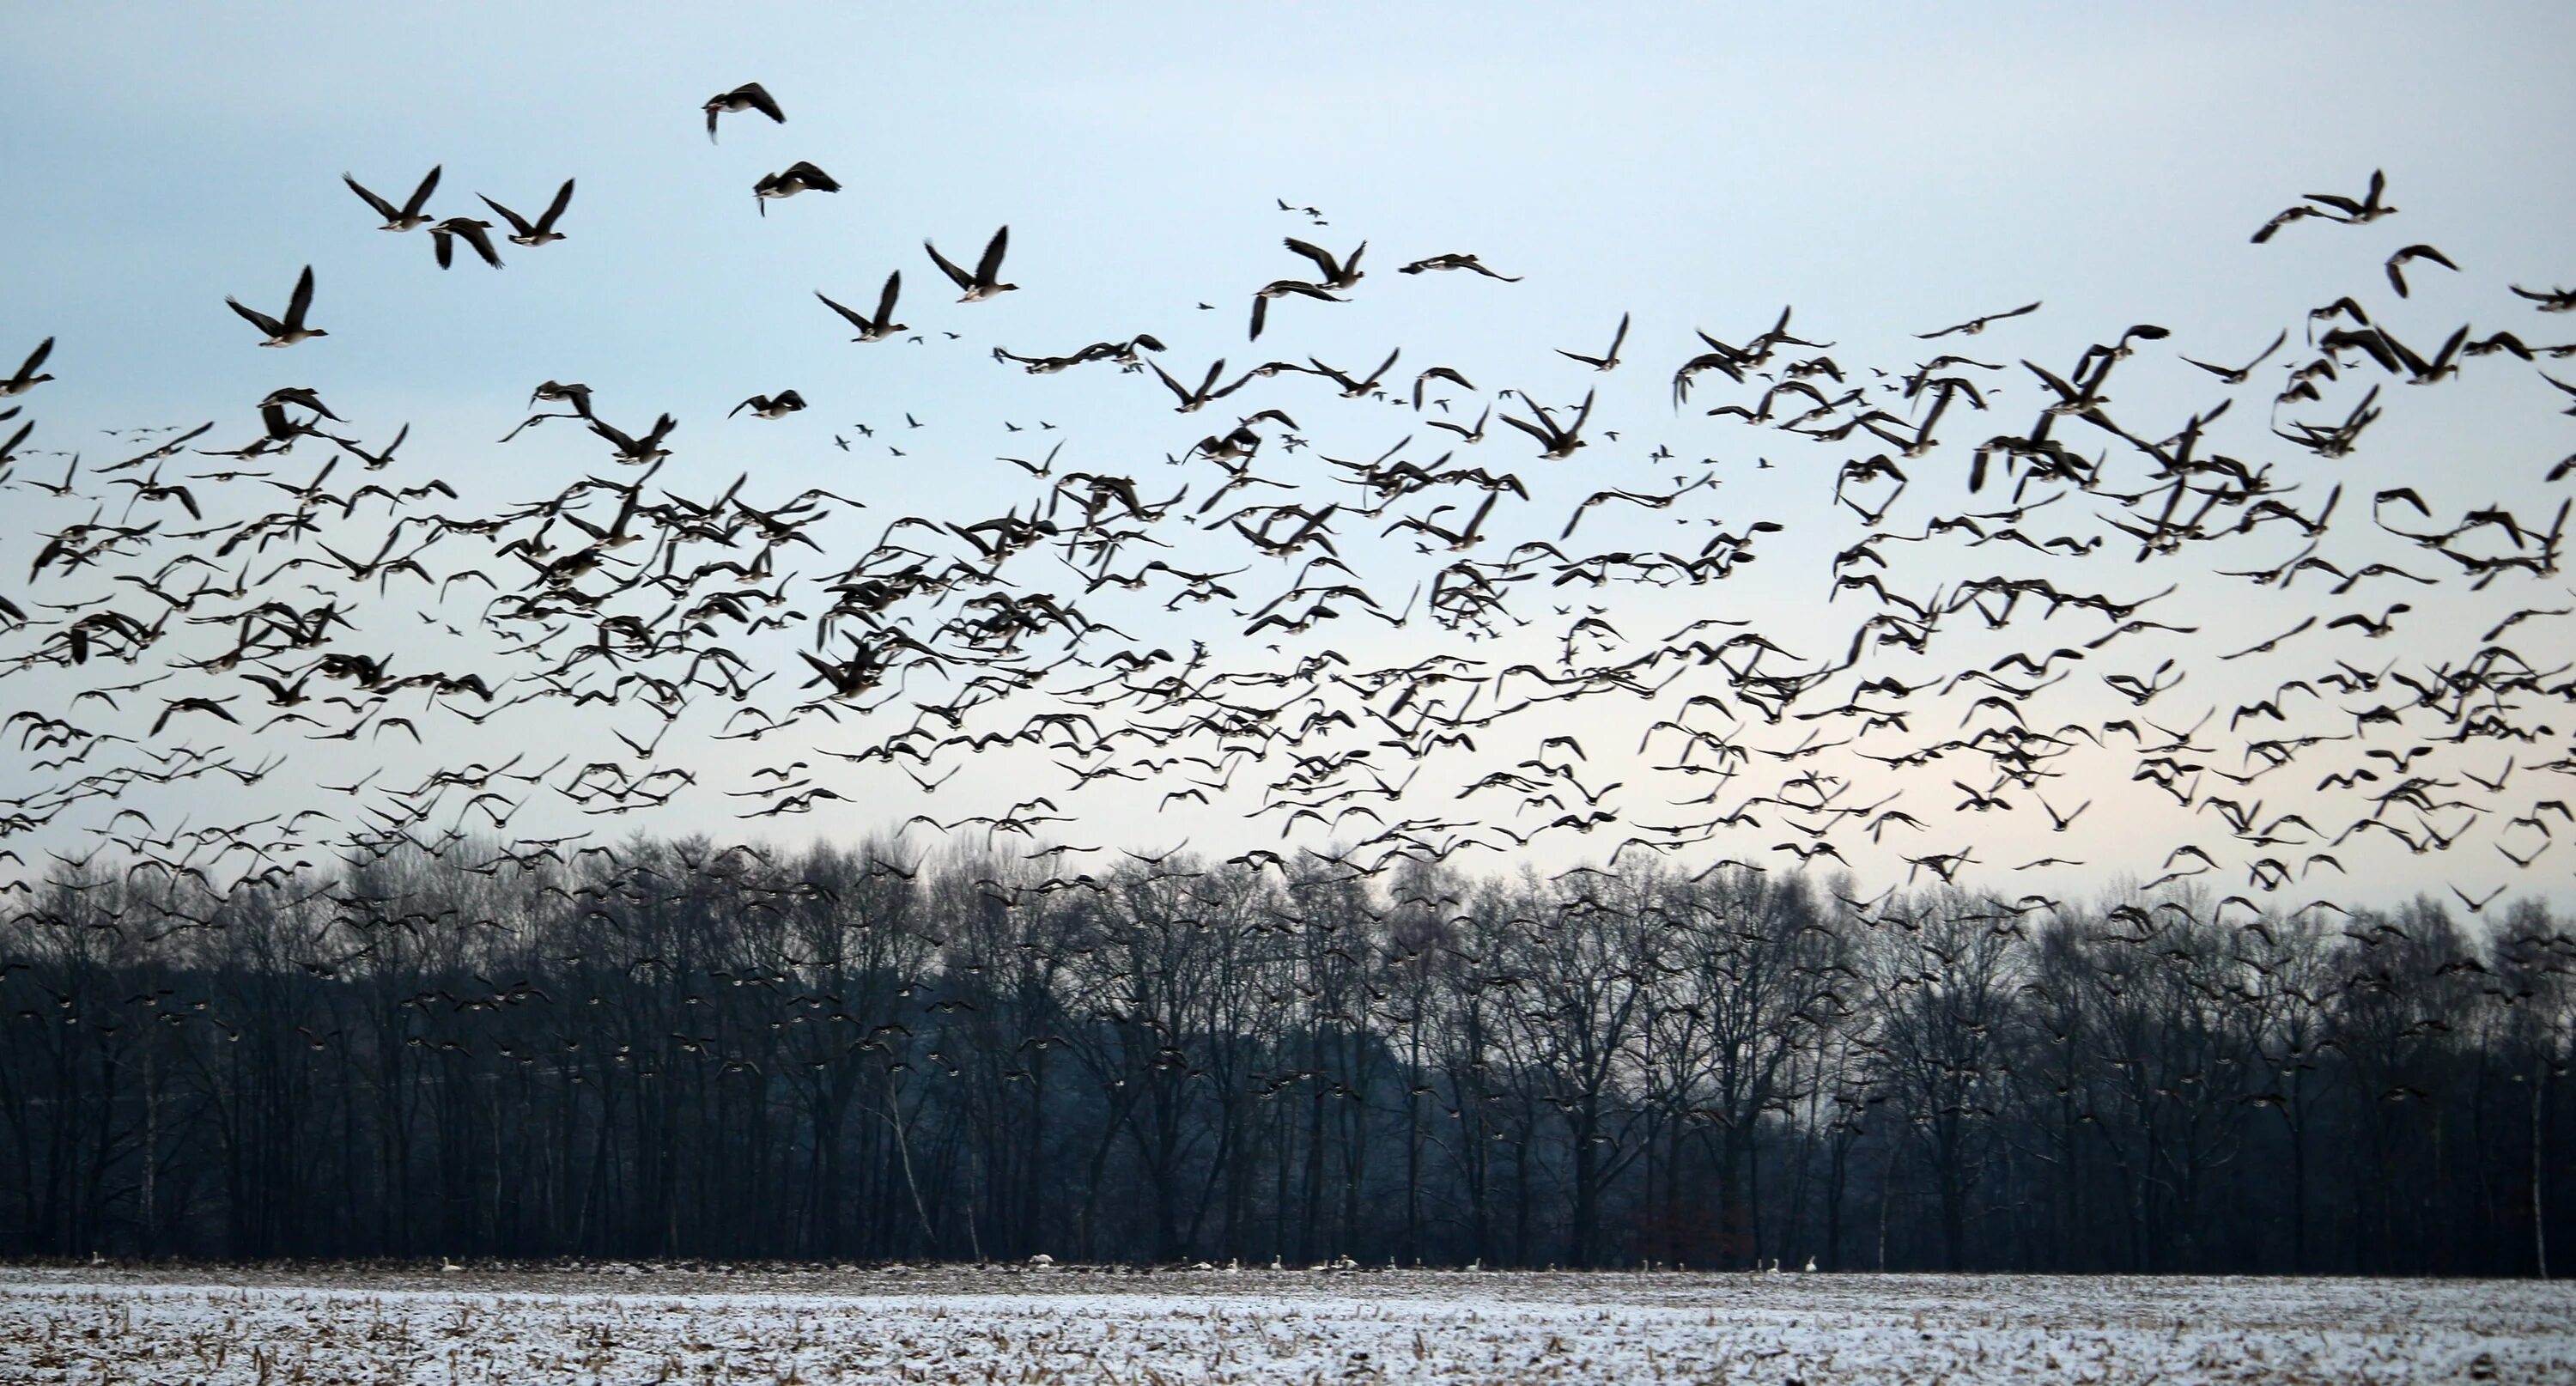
(3, 1263), (2567, 1383)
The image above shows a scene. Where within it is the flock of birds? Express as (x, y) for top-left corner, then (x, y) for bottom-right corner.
(3, 81), (2573, 936)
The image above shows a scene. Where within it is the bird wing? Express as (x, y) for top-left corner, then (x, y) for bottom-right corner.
(401, 166), (443, 217)
(974, 225), (1011, 286)
(815, 290), (874, 331)
(285, 265), (315, 328)
(872, 270), (902, 325)
(478, 195), (534, 235)
(743, 82), (785, 123)
(924, 239), (976, 291)
(343, 175), (399, 221)
(536, 178), (575, 230)
(227, 297), (284, 337)
(1282, 237), (1339, 280)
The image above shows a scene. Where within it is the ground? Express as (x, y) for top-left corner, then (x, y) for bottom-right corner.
(2, 1263), (2567, 1383)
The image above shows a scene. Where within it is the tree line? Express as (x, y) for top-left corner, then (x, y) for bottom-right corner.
(2, 834), (2567, 1274)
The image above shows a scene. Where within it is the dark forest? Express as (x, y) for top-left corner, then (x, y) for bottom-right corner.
(4, 838), (2565, 1275)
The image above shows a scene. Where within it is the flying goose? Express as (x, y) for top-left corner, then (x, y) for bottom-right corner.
(227, 265), (327, 346)
(731, 390), (807, 419)
(816, 272), (906, 342)
(1556, 311), (1629, 370)
(925, 225), (1018, 302)
(428, 217), (504, 269)
(1249, 279), (1343, 341)
(1917, 301), (2039, 339)
(2305, 167), (2396, 224)
(1148, 357), (1243, 413)
(479, 179), (575, 246)
(1412, 365), (1475, 410)
(1308, 348), (1400, 399)
(1397, 252), (1521, 280)
(753, 161), (840, 214)
(1282, 237), (1365, 289)
(2180, 329), (2287, 385)
(343, 166), (441, 231)
(2383, 243), (2457, 299)
(1501, 387), (1595, 459)
(0, 337), (53, 396)
(590, 411), (677, 465)
(704, 82), (785, 142)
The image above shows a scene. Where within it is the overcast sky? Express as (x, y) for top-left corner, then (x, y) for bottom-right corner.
(4, 3), (2573, 910)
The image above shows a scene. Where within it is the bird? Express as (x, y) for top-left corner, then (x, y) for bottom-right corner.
(753, 161), (840, 214)
(2305, 167), (2397, 224)
(479, 179), (575, 246)
(343, 166), (441, 231)
(1556, 312), (1629, 370)
(1500, 388), (1595, 459)
(926, 226), (1018, 302)
(1917, 302), (2039, 339)
(731, 391), (807, 419)
(2180, 330), (2287, 385)
(590, 412), (677, 465)
(2383, 244), (2457, 299)
(816, 273), (907, 343)
(226, 265), (327, 346)
(1281, 237), (1365, 290)
(0, 337), (53, 396)
(703, 82), (785, 142)
(2252, 170), (2395, 242)
(1249, 279), (1343, 341)
(427, 217), (504, 270)
(1397, 252), (1521, 280)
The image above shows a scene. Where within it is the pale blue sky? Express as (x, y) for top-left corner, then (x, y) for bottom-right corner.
(4, 3), (2573, 908)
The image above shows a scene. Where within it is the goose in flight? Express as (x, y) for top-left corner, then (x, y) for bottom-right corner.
(0, 338), (53, 397)
(926, 225), (1018, 301)
(753, 161), (840, 214)
(1282, 237), (1365, 290)
(227, 265), (327, 346)
(1556, 312), (1629, 370)
(2383, 243), (2457, 299)
(1501, 387), (1595, 459)
(1148, 357), (1244, 413)
(2305, 167), (2396, 224)
(343, 166), (441, 231)
(1308, 348), (1400, 399)
(817, 272), (906, 342)
(480, 179), (575, 246)
(590, 411), (677, 465)
(2253, 169), (2395, 242)
(731, 390), (807, 419)
(1397, 252), (1521, 281)
(2180, 329), (2287, 385)
(1249, 279), (1343, 341)
(704, 82), (785, 142)
(428, 217), (504, 269)
(1917, 301), (2039, 339)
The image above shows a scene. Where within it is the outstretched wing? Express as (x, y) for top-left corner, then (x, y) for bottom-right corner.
(536, 178), (575, 230)
(975, 225), (1011, 286)
(478, 195), (533, 236)
(924, 239), (975, 292)
(401, 166), (443, 217)
(285, 264), (316, 327)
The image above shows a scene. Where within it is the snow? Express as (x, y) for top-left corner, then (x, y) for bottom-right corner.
(2, 1264), (2567, 1383)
